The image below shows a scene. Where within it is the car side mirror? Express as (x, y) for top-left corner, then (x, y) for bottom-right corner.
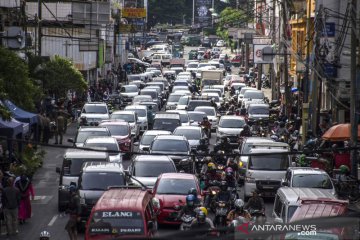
(67, 138), (74, 143)
(142, 147), (150, 152)
(281, 181), (288, 187)
(56, 167), (61, 174)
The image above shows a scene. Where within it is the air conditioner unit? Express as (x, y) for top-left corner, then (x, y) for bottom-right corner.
(336, 81), (351, 99)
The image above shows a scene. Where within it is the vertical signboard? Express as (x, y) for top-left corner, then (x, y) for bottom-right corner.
(195, 0), (212, 27)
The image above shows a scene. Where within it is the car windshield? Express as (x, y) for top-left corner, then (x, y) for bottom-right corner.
(203, 90), (220, 96)
(292, 174), (333, 189)
(111, 114), (135, 123)
(248, 154), (289, 170)
(178, 96), (189, 105)
(128, 75), (141, 81)
(126, 108), (146, 117)
(63, 158), (106, 176)
(188, 113), (206, 122)
(76, 131), (109, 143)
(89, 211), (144, 235)
(122, 85), (138, 93)
(244, 91), (264, 99)
(151, 140), (188, 152)
(141, 91), (157, 99)
(84, 142), (119, 155)
(219, 119), (245, 128)
(80, 172), (125, 190)
(179, 114), (189, 123)
(174, 81), (188, 86)
(82, 105), (107, 114)
(152, 119), (180, 132)
(133, 96), (152, 103)
(194, 108), (215, 116)
(174, 129), (201, 140)
(156, 179), (197, 195)
(101, 125), (128, 136)
(140, 134), (158, 145)
(188, 63), (198, 68)
(134, 161), (176, 177)
(188, 101), (212, 111)
(249, 107), (269, 115)
(240, 88), (253, 95)
(168, 94), (182, 103)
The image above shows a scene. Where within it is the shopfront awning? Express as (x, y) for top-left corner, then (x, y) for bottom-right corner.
(3, 100), (38, 125)
(0, 118), (23, 138)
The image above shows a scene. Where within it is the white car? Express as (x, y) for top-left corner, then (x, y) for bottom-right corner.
(83, 137), (123, 164)
(124, 105), (148, 132)
(193, 106), (218, 131)
(186, 62), (199, 73)
(216, 40), (225, 47)
(128, 58), (150, 67)
(167, 110), (191, 126)
(216, 115), (246, 144)
(79, 102), (110, 125)
(110, 110), (140, 139)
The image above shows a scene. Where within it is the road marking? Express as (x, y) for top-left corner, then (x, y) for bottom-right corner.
(48, 215), (58, 226)
(55, 154), (62, 159)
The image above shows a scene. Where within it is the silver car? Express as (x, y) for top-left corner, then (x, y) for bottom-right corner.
(216, 115), (246, 144)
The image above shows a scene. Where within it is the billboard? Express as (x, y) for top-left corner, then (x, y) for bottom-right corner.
(253, 44), (273, 64)
(122, 8), (146, 18)
(195, 0), (212, 27)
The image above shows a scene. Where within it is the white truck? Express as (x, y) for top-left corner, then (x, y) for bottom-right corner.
(201, 70), (223, 87)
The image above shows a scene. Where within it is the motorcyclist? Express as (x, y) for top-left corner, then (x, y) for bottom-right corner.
(276, 121), (289, 137)
(214, 150), (228, 166)
(204, 162), (222, 188)
(224, 167), (236, 188)
(79, 116), (88, 127)
(190, 208), (215, 234)
(226, 199), (251, 225)
(190, 70), (196, 79)
(210, 98), (217, 110)
(177, 194), (197, 220)
(218, 102), (227, 113)
(226, 158), (239, 178)
(239, 125), (251, 137)
(200, 156), (213, 175)
(200, 117), (211, 137)
(214, 136), (232, 153)
(250, 120), (261, 134)
(215, 181), (232, 203)
(188, 188), (201, 206)
(272, 121), (280, 133)
(245, 190), (265, 212)
(40, 231), (51, 240)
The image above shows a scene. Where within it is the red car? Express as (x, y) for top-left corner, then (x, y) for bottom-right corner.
(99, 121), (133, 158)
(231, 54), (242, 67)
(152, 173), (202, 225)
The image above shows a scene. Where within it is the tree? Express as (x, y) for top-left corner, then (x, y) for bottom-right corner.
(216, 7), (247, 45)
(0, 47), (40, 114)
(39, 56), (88, 99)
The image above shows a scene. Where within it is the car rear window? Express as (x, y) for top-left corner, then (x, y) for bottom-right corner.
(152, 119), (180, 132)
(151, 139), (188, 152)
(187, 101), (212, 111)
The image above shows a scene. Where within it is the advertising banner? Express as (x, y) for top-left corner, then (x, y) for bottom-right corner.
(195, 0), (212, 27)
(122, 8), (146, 18)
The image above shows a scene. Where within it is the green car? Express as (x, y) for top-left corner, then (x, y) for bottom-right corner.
(188, 50), (198, 60)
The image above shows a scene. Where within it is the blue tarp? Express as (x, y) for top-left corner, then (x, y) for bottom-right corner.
(0, 118), (23, 138)
(3, 100), (38, 125)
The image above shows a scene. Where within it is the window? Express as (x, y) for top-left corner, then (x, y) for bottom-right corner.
(174, 129), (201, 140)
(292, 174), (333, 189)
(133, 161), (176, 177)
(63, 158), (106, 176)
(82, 105), (108, 114)
(80, 172), (125, 190)
(76, 131), (109, 143)
(156, 179), (196, 195)
(111, 114), (135, 123)
(248, 154), (289, 171)
(219, 119), (246, 128)
(151, 140), (188, 152)
(101, 125), (129, 136)
(168, 94), (182, 103)
(287, 206), (297, 221)
(274, 195), (282, 217)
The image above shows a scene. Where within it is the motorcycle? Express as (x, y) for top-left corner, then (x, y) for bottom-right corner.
(199, 124), (211, 138)
(247, 208), (266, 225)
(226, 66), (232, 74)
(204, 180), (221, 212)
(179, 214), (196, 231)
(214, 201), (229, 228)
(261, 74), (271, 89)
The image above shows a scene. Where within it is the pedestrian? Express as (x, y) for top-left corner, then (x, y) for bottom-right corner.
(1, 177), (21, 236)
(65, 184), (81, 240)
(42, 114), (51, 144)
(54, 111), (65, 145)
(14, 174), (34, 224)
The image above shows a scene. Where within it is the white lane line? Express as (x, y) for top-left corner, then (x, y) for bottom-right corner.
(55, 154), (62, 159)
(48, 215), (58, 226)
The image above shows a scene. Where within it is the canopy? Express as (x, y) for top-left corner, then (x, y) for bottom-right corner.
(0, 118), (23, 138)
(322, 123), (360, 141)
(3, 100), (38, 125)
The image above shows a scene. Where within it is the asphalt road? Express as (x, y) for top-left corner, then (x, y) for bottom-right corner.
(12, 46), (274, 240)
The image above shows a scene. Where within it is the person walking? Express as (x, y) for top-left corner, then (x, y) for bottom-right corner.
(14, 174), (34, 224)
(42, 113), (51, 144)
(65, 184), (81, 240)
(54, 111), (65, 145)
(1, 177), (21, 236)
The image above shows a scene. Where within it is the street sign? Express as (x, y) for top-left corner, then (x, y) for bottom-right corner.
(122, 8), (146, 18)
(253, 44), (273, 64)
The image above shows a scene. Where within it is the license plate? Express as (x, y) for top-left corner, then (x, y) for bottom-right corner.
(262, 186), (273, 189)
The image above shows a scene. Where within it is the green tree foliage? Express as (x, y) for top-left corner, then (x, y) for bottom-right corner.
(216, 7), (247, 45)
(0, 47), (39, 114)
(40, 56), (88, 99)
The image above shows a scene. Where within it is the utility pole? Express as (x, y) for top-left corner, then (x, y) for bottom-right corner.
(38, 0), (42, 56)
(302, 0), (312, 143)
(192, 0), (195, 26)
(350, 0), (358, 179)
(271, 0), (276, 100)
(281, 0), (290, 116)
(257, 0), (264, 91)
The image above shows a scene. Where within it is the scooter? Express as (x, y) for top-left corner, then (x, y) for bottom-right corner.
(179, 214), (196, 231)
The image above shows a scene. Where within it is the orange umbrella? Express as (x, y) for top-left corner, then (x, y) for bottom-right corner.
(322, 123), (360, 141)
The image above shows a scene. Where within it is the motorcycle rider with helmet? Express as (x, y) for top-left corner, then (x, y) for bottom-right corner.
(214, 136), (232, 153)
(204, 162), (222, 188)
(239, 125), (251, 137)
(226, 158), (239, 178)
(190, 208), (215, 234)
(226, 199), (251, 225)
(224, 167), (236, 188)
(216, 181), (232, 203)
(245, 190), (265, 212)
(188, 188), (201, 206)
(200, 116), (212, 138)
(250, 120), (262, 135)
(176, 194), (198, 221)
(276, 121), (289, 138)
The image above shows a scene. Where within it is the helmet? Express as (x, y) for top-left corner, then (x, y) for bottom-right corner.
(220, 181), (228, 191)
(40, 231), (51, 240)
(225, 167), (234, 176)
(274, 121), (279, 126)
(188, 188), (197, 196)
(339, 165), (350, 174)
(205, 156), (213, 162)
(199, 206), (208, 216)
(69, 184), (77, 193)
(279, 121), (285, 128)
(197, 210), (206, 223)
(207, 162), (216, 170)
(221, 136), (228, 143)
(243, 125), (250, 131)
(234, 199), (245, 211)
(203, 116), (208, 120)
(186, 194), (195, 207)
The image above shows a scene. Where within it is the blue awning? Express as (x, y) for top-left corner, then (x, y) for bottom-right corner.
(0, 118), (23, 138)
(3, 100), (38, 125)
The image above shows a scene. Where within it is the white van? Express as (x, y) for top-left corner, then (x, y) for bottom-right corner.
(152, 53), (172, 66)
(272, 187), (340, 224)
(244, 144), (293, 200)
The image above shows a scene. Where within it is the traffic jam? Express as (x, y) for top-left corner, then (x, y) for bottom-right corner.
(59, 39), (359, 240)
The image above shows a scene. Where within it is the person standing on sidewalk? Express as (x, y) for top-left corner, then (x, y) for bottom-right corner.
(1, 177), (21, 236)
(54, 111), (65, 145)
(65, 184), (81, 240)
(14, 174), (34, 224)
